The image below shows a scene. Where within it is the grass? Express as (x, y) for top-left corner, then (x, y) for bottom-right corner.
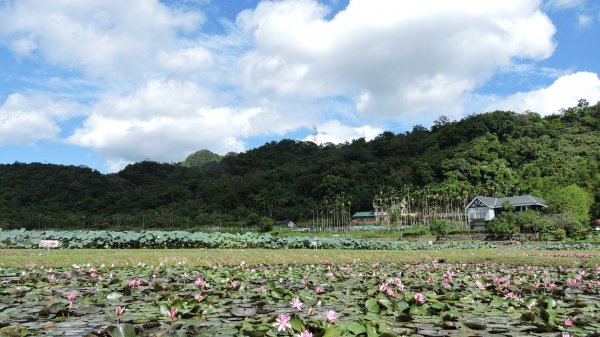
(1, 248), (598, 268)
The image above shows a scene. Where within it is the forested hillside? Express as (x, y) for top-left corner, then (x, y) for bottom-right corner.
(1, 102), (599, 230)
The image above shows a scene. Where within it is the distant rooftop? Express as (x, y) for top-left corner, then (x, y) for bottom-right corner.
(472, 195), (547, 208)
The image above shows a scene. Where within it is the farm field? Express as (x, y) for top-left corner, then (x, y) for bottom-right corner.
(0, 249), (599, 336)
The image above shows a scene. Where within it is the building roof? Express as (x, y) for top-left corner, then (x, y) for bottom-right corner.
(352, 211), (375, 218)
(467, 195), (547, 209)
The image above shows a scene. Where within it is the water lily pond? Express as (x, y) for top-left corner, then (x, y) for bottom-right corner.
(1, 261), (598, 337)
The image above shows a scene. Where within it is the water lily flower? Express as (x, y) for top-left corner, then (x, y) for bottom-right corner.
(379, 282), (389, 292)
(195, 278), (207, 289)
(413, 293), (425, 304)
(168, 307), (178, 321)
(325, 310), (337, 323)
(296, 331), (313, 337)
(477, 283), (486, 290)
(290, 297), (304, 311)
(129, 278), (142, 288)
(115, 306), (125, 324)
(273, 313), (292, 332)
(386, 288), (396, 297)
(231, 280), (241, 289)
(259, 285), (267, 295)
(564, 316), (574, 327)
(315, 286), (323, 294)
(67, 292), (76, 310)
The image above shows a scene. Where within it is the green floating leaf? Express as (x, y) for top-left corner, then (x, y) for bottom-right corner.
(105, 324), (138, 337)
(290, 317), (303, 332)
(323, 326), (343, 337)
(347, 322), (366, 335)
(366, 323), (378, 337)
(365, 298), (380, 313)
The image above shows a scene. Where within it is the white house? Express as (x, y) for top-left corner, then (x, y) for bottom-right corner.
(466, 195), (547, 230)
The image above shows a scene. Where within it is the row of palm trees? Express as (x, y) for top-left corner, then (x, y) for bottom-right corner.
(311, 181), (522, 231)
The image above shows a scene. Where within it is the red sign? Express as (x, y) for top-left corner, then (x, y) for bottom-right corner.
(39, 240), (59, 248)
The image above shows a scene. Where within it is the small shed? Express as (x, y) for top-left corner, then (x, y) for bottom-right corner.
(352, 211), (376, 224)
(278, 220), (297, 228)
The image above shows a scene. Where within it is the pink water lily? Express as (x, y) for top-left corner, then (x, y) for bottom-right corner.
(564, 316), (574, 327)
(273, 313), (292, 332)
(290, 297), (304, 311)
(296, 330), (313, 337)
(67, 292), (76, 310)
(195, 278), (207, 289)
(325, 310), (337, 323)
(129, 278), (142, 288)
(115, 306), (125, 324)
(413, 293), (425, 304)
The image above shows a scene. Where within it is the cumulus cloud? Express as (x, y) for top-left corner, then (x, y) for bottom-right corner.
(67, 80), (298, 170)
(235, 0), (556, 117)
(303, 120), (383, 145)
(545, 0), (585, 9)
(0, 93), (82, 146)
(487, 71), (600, 115)
(0, 0), (204, 78)
(0, 0), (571, 170)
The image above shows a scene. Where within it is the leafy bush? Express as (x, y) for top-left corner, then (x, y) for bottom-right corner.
(552, 228), (566, 241)
(488, 212), (518, 235)
(259, 216), (275, 233)
(401, 227), (429, 238)
(565, 220), (590, 240)
(429, 220), (454, 238)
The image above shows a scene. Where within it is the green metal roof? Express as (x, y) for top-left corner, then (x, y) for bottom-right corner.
(352, 211), (375, 218)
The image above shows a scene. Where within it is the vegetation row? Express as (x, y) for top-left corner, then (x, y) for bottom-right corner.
(1, 229), (598, 250)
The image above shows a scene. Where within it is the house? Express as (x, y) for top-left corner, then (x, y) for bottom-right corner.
(466, 195), (547, 230)
(352, 211), (375, 224)
(278, 220), (297, 228)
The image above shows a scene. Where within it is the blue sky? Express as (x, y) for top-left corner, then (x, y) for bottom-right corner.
(1, 0), (599, 172)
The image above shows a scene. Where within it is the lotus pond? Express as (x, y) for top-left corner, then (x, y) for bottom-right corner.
(0, 261), (599, 337)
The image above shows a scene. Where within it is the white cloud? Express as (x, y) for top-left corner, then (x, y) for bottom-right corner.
(304, 120), (383, 145)
(545, 0), (585, 9)
(235, 0), (556, 118)
(0, 0), (572, 170)
(10, 38), (36, 56)
(67, 80), (299, 169)
(0, 93), (81, 146)
(578, 14), (593, 27)
(157, 46), (213, 73)
(487, 71), (600, 115)
(0, 0), (204, 79)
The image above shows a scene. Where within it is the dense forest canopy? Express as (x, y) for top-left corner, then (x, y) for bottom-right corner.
(1, 102), (599, 230)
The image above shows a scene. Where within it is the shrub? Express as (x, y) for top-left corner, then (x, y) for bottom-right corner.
(565, 220), (590, 240)
(401, 227), (429, 238)
(259, 216), (275, 233)
(430, 220), (453, 238)
(553, 228), (567, 241)
(488, 212), (518, 235)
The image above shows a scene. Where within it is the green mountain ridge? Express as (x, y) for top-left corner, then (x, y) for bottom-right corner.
(1, 102), (599, 229)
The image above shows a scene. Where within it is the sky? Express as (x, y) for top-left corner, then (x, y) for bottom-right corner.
(0, 0), (599, 173)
